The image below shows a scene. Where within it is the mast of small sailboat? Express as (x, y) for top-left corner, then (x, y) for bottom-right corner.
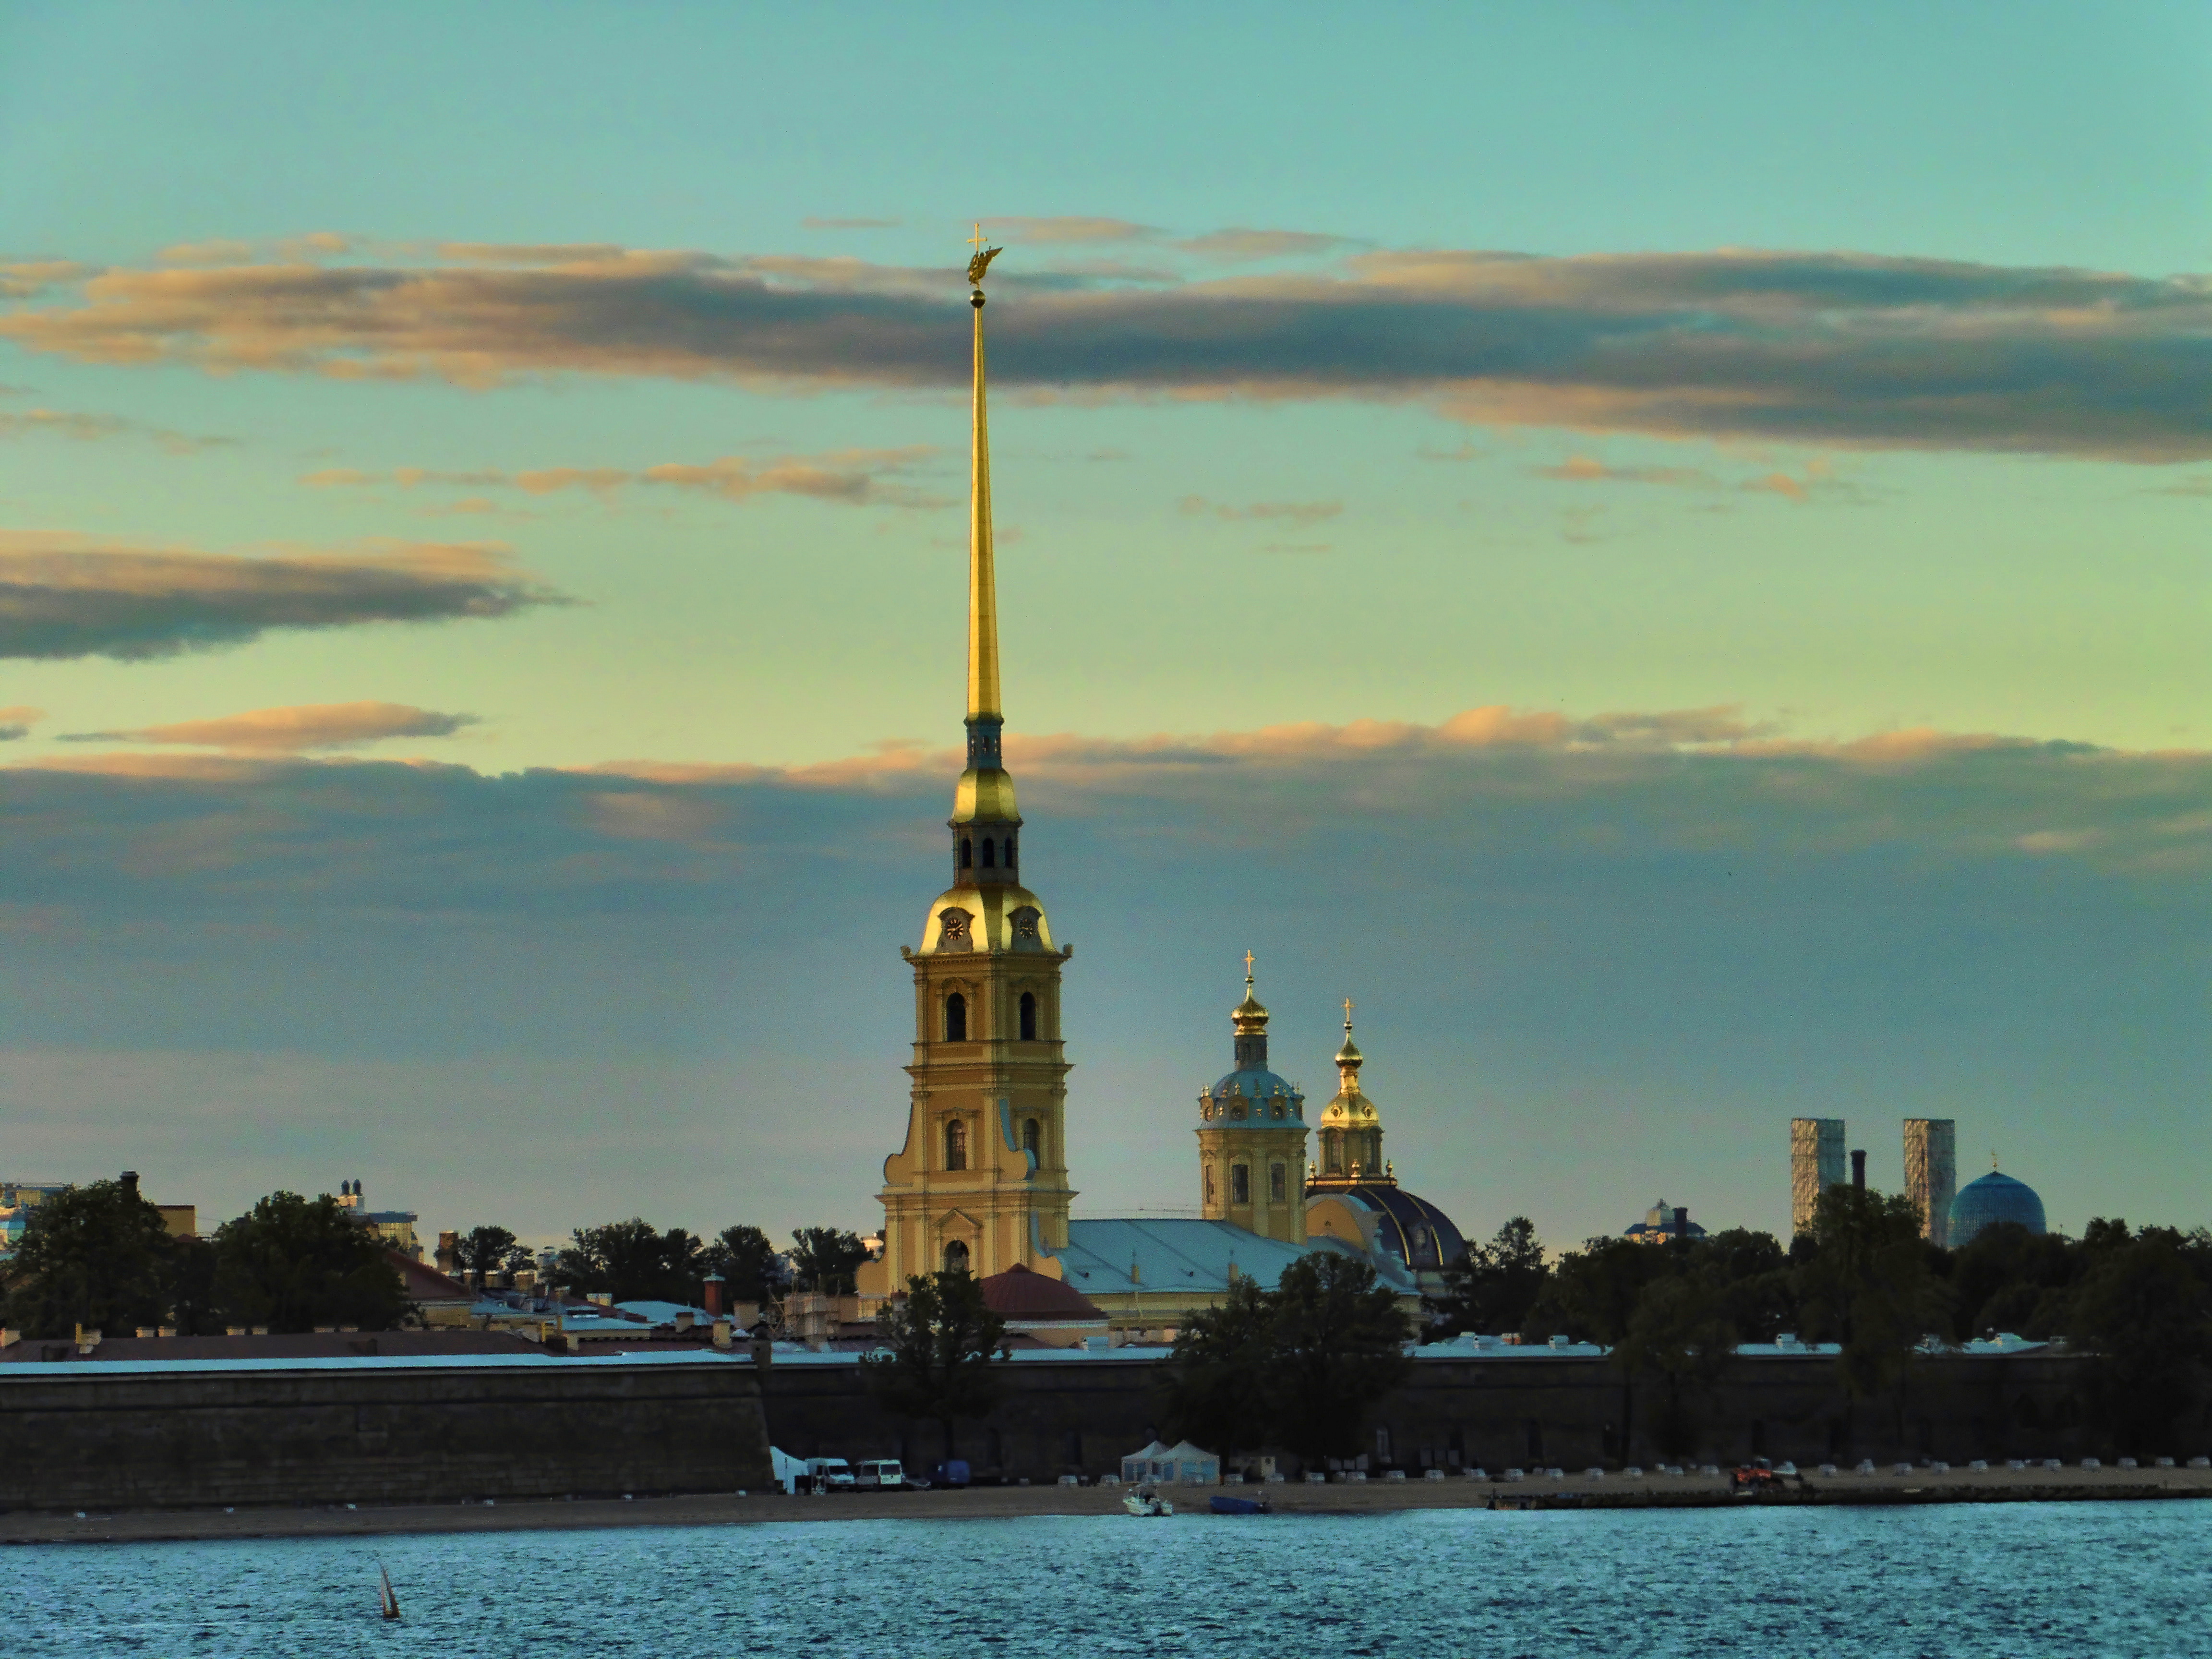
(379, 1562), (401, 1620)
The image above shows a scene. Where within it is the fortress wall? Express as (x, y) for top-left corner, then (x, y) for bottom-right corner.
(759, 1351), (2105, 1481)
(0, 1359), (774, 1513)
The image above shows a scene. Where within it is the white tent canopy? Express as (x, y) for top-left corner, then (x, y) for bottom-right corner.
(1121, 1439), (1218, 1485)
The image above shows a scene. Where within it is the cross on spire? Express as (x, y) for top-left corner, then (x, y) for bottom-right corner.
(1243, 949), (1255, 985)
(1343, 996), (1355, 1028)
(968, 221), (988, 254)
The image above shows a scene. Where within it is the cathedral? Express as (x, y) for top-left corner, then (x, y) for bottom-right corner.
(852, 247), (1465, 1339)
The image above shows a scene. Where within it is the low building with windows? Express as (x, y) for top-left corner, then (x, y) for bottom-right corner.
(337, 1179), (422, 1261)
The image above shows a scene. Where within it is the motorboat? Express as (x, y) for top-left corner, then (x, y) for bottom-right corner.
(1122, 1483), (1174, 1516)
(1208, 1494), (1272, 1515)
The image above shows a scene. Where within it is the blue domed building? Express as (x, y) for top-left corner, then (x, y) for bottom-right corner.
(1948, 1169), (2047, 1248)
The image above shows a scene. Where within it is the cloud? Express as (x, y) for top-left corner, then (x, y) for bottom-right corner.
(1176, 228), (1357, 261)
(1532, 455), (1720, 489)
(0, 260), (96, 298)
(0, 405), (231, 452)
(9, 241), (2212, 458)
(1179, 495), (1344, 526)
(802, 217), (900, 231)
(0, 532), (563, 660)
(984, 217), (1159, 244)
(299, 447), (943, 508)
(156, 233), (349, 267)
(60, 701), (478, 754)
(0, 704), (43, 741)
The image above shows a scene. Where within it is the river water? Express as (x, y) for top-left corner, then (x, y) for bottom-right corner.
(8, 1503), (2206, 1656)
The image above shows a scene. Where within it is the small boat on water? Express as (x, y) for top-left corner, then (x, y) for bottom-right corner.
(378, 1562), (401, 1621)
(1209, 1494), (1272, 1515)
(1122, 1483), (1174, 1516)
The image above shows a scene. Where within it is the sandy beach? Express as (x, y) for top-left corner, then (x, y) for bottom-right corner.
(4, 1462), (2207, 1545)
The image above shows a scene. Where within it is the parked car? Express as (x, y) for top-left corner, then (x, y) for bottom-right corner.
(855, 1459), (905, 1490)
(804, 1457), (856, 1492)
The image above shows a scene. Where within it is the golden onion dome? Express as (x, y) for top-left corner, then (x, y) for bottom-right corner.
(1231, 959), (1269, 1035)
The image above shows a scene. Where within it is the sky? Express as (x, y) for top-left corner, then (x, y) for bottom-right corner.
(0, 1), (2206, 1257)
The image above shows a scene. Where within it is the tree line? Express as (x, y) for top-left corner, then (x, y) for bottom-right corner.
(452, 1217), (870, 1309)
(2, 1179), (410, 1337)
(1428, 1189), (2212, 1457)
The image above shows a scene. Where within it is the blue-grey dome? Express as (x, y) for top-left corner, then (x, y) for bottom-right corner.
(1948, 1170), (2047, 1248)
(1211, 1067), (1297, 1101)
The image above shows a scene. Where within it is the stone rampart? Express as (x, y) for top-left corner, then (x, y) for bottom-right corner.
(0, 1356), (774, 1512)
(758, 1349), (2121, 1480)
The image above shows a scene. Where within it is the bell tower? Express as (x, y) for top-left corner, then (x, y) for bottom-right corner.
(1195, 957), (1310, 1243)
(859, 235), (1076, 1298)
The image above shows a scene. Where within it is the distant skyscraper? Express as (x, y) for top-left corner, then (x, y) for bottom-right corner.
(1790, 1118), (1846, 1235)
(1903, 1119), (1957, 1247)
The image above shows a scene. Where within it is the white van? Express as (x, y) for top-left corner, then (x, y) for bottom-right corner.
(854, 1459), (905, 1490)
(804, 1457), (855, 1492)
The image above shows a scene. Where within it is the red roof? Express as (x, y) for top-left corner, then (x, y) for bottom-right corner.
(978, 1263), (1106, 1322)
(388, 1250), (475, 1303)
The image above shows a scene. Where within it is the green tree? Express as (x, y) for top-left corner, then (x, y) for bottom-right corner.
(2065, 1223), (2212, 1455)
(1427, 1216), (1549, 1337)
(1948, 1220), (2078, 1341)
(861, 1269), (1010, 1460)
(790, 1226), (868, 1295)
(0, 1178), (174, 1339)
(1267, 1254), (1413, 1466)
(1795, 1185), (1953, 1452)
(454, 1224), (519, 1290)
(701, 1224), (788, 1304)
(1615, 1273), (1738, 1458)
(1530, 1236), (1669, 1346)
(1161, 1276), (1278, 1465)
(211, 1191), (409, 1333)
(556, 1219), (704, 1303)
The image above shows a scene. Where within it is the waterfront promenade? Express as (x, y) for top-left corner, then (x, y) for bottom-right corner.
(6, 1460), (2206, 1545)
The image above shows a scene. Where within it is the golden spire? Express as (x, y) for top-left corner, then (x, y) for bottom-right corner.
(966, 223), (1002, 723)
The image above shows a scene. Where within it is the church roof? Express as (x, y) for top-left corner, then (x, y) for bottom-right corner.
(1303, 1184), (1466, 1272)
(978, 1262), (1105, 1322)
(1051, 1218), (1415, 1298)
(1209, 1066), (1300, 1102)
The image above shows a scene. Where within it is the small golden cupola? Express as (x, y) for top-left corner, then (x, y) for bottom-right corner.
(1314, 998), (1390, 1186)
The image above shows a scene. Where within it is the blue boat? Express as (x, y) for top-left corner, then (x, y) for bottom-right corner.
(1209, 1494), (1272, 1515)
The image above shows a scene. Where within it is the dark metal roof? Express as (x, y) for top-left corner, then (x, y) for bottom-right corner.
(1308, 1183), (1466, 1271)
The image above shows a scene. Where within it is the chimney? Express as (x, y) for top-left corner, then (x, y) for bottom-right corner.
(120, 1170), (139, 1199)
(702, 1273), (724, 1318)
(436, 1230), (459, 1276)
(1851, 1150), (1867, 1191)
(1674, 1206), (1690, 1240)
(712, 1318), (733, 1350)
(675, 1310), (696, 1334)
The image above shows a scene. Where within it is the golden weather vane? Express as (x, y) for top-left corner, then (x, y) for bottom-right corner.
(967, 220), (1002, 288)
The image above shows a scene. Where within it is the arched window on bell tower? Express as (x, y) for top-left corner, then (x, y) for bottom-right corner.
(1019, 991), (1037, 1040)
(945, 992), (967, 1042)
(1231, 1164), (1250, 1205)
(1022, 1118), (1040, 1161)
(960, 838), (973, 868)
(944, 1239), (970, 1274)
(945, 1118), (968, 1171)
(980, 837), (996, 868)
